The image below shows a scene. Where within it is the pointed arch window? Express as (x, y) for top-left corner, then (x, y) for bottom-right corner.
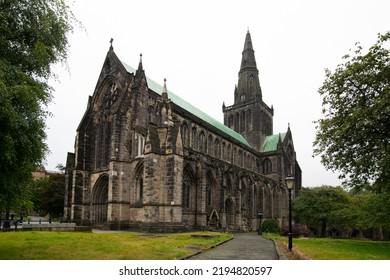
(148, 106), (155, 124)
(183, 171), (192, 208)
(206, 175), (213, 206)
(95, 115), (111, 169)
(199, 132), (206, 152)
(208, 135), (213, 155)
(214, 138), (220, 158)
(241, 111), (246, 132)
(226, 176), (232, 193)
(134, 163), (144, 204)
(235, 113), (239, 131)
(181, 123), (188, 146)
(135, 132), (145, 157)
(191, 127), (197, 149)
(238, 150), (243, 166)
(137, 177), (143, 202)
(183, 173), (190, 209)
(262, 158), (272, 174)
(228, 115), (234, 128)
(247, 109), (252, 130)
(182, 165), (196, 211)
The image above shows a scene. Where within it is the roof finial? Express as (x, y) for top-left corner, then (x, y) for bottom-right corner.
(109, 38), (114, 50)
(137, 53), (143, 71)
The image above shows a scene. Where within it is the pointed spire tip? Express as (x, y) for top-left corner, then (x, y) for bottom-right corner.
(109, 38), (114, 50)
(137, 53), (143, 72)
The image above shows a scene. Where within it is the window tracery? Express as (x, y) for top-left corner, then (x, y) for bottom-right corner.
(104, 81), (120, 109)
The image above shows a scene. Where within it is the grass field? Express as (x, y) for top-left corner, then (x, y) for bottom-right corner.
(265, 233), (390, 260)
(2, 231), (388, 260)
(0, 231), (232, 260)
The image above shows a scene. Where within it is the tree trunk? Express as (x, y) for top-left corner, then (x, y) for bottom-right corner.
(3, 210), (11, 229)
(320, 219), (327, 237)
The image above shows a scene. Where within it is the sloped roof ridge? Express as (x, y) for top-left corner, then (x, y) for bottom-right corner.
(262, 132), (287, 152)
(120, 60), (251, 148)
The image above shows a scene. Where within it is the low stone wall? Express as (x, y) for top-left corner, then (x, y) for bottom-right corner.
(102, 221), (202, 233)
(22, 223), (91, 232)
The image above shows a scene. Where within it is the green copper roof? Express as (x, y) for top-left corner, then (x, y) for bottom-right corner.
(121, 61), (251, 147)
(262, 133), (286, 152)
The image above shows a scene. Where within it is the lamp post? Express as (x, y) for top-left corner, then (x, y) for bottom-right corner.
(285, 175), (294, 252)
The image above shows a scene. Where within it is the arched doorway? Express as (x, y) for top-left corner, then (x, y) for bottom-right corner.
(225, 197), (235, 229)
(91, 174), (108, 224)
(209, 210), (219, 228)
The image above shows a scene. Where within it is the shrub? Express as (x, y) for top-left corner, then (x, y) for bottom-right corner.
(281, 223), (310, 237)
(261, 219), (280, 233)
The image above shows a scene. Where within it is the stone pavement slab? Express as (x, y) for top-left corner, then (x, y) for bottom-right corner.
(187, 233), (282, 260)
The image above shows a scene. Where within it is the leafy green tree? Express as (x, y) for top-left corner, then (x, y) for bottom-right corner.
(29, 177), (49, 216)
(292, 186), (351, 237)
(0, 0), (75, 226)
(39, 173), (65, 218)
(313, 32), (390, 191)
(361, 191), (390, 231)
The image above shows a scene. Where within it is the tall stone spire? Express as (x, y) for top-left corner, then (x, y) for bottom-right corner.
(223, 31), (273, 152)
(235, 30), (262, 104)
(240, 31), (257, 71)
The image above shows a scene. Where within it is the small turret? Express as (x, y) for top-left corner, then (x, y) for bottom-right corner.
(162, 78), (168, 100)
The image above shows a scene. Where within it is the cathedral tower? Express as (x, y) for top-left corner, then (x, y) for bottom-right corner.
(223, 31), (274, 151)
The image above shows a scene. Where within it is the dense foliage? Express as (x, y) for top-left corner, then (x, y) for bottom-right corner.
(292, 186), (390, 239)
(0, 0), (75, 220)
(31, 173), (65, 218)
(261, 219), (280, 234)
(313, 32), (390, 191)
(292, 186), (351, 237)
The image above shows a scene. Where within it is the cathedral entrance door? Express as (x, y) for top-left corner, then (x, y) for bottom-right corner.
(209, 210), (219, 228)
(91, 175), (108, 224)
(225, 198), (235, 230)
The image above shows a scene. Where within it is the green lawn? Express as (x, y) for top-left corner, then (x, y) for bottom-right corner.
(266, 233), (390, 260)
(0, 231), (232, 260)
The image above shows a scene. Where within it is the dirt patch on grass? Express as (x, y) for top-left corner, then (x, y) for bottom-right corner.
(276, 240), (312, 260)
(191, 234), (220, 239)
(184, 245), (204, 251)
(140, 234), (164, 238)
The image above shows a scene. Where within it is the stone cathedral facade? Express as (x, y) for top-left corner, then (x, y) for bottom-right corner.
(64, 32), (302, 232)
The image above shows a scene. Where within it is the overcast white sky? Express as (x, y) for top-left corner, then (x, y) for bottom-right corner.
(45, 0), (390, 187)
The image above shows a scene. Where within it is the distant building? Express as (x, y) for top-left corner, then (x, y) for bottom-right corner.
(33, 167), (60, 180)
(64, 32), (302, 232)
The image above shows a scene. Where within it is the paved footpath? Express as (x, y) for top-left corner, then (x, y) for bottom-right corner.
(187, 233), (282, 260)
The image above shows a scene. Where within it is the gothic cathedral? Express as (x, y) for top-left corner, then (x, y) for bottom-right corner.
(64, 31), (302, 232)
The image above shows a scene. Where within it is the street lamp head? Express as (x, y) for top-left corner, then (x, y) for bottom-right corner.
(285, 175), (294, 190)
